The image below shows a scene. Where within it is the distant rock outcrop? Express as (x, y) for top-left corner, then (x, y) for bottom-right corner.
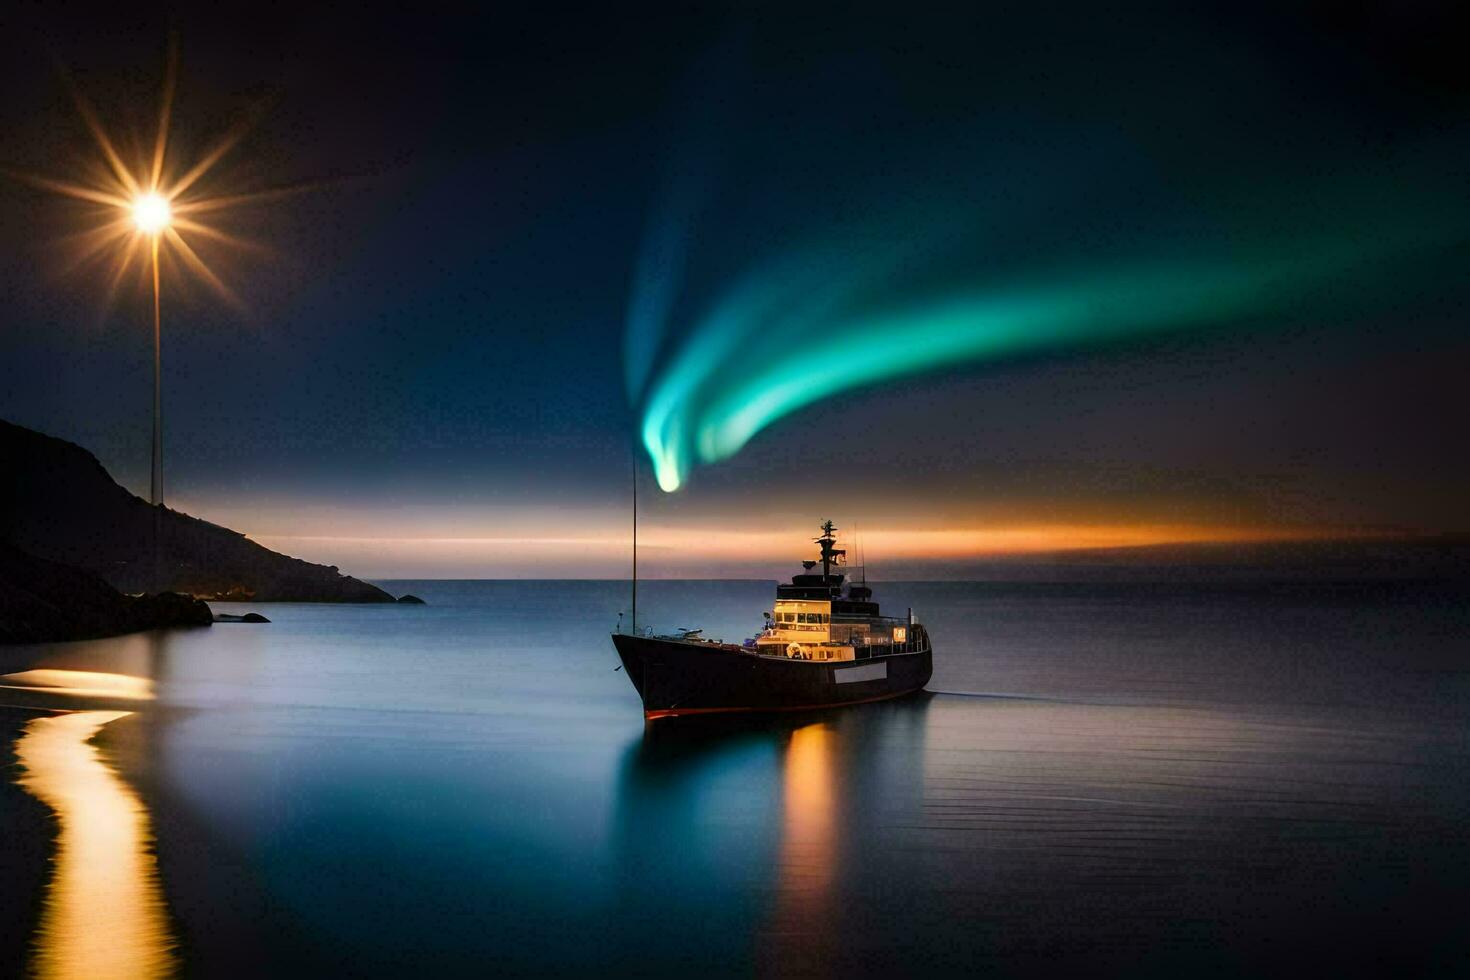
(0, 541), (213, 644)
(396, 594), (427, 604)
(214, 612), (271, 623)
(0, 420), (394, 603)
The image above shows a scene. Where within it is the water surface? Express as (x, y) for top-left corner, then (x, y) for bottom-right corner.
(3, 578), (1468, 977)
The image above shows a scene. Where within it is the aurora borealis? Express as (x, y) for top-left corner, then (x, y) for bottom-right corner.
(628, 104), (1468, 492)
(2, 4), (1467, 575)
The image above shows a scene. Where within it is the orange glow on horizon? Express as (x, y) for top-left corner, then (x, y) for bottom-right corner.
(635, 521), (1361, 559)
(166, 492), (1416, 578)
(228, 520), (1398, 576)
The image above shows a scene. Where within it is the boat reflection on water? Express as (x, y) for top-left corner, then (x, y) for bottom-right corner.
(11, 669), (176, 980)
(612, 696), (932, 974)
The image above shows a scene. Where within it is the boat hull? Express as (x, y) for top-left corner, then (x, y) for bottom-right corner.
(612, 633), (932, 720)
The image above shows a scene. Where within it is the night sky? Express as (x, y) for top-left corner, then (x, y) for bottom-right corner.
(1, 3), (1466, 577)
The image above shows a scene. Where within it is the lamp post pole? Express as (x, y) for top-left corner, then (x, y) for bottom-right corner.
(151, 235), (162, 507)
(149, 234), (163, 594)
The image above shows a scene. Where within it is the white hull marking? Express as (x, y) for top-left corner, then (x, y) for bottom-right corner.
(834, 662), (888, 684)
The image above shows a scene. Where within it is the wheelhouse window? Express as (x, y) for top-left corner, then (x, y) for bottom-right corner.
(773, 602), (831, 632)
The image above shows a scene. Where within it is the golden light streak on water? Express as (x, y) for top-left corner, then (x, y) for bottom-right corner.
(14, 710), (176, 980)
(0, 670), (154, 700)
(780, 723), (836, 892)
(765, 722), (838, 973)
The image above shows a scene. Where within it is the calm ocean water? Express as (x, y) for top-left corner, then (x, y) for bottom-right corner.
(4, 578), (1469, 977)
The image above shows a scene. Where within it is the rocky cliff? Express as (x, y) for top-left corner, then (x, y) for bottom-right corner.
(0, 420), (394, 602)
(0, 541), (213, 643)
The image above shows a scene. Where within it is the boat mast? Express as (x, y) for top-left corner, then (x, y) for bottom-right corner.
(820, 520), (830, 579)
(631, 447), (638, 634)
(816, 519), (844, 584)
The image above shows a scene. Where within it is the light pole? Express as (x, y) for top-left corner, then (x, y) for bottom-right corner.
(131, 192), (171, 506)
(9, 44), (287, 590)
(132, 192), (171, 591)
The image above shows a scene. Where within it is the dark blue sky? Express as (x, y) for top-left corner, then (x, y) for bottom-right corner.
(1, 3), (1465, 575)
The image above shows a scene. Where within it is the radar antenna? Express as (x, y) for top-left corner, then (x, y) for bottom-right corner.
(814, 519), (847, 581)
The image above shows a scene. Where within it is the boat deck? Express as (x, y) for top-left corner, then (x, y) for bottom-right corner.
(637, 632), (929, 663)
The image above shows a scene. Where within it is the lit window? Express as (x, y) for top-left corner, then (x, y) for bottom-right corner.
(893, 627), (907, 643)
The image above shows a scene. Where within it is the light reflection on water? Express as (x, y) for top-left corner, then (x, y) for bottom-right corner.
(768, 723), (837, 972)
(0, 670), (154, 700)
(2, 580), (1467, 976)
(14, 707), (175, 980)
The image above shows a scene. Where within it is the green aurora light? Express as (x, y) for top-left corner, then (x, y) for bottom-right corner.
(630, 153), (1467, 493)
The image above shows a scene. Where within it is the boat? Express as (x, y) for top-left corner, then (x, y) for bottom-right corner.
(612, 520), (933, 720)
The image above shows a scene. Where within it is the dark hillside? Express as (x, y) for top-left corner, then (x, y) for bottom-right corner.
(0, 420), (392, 602)
(0, 541), (212, 643)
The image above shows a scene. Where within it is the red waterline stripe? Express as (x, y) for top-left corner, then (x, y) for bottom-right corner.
(643, 685), (926, 721)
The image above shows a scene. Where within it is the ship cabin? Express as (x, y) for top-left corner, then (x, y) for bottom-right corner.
(753, 521), (920, 662)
